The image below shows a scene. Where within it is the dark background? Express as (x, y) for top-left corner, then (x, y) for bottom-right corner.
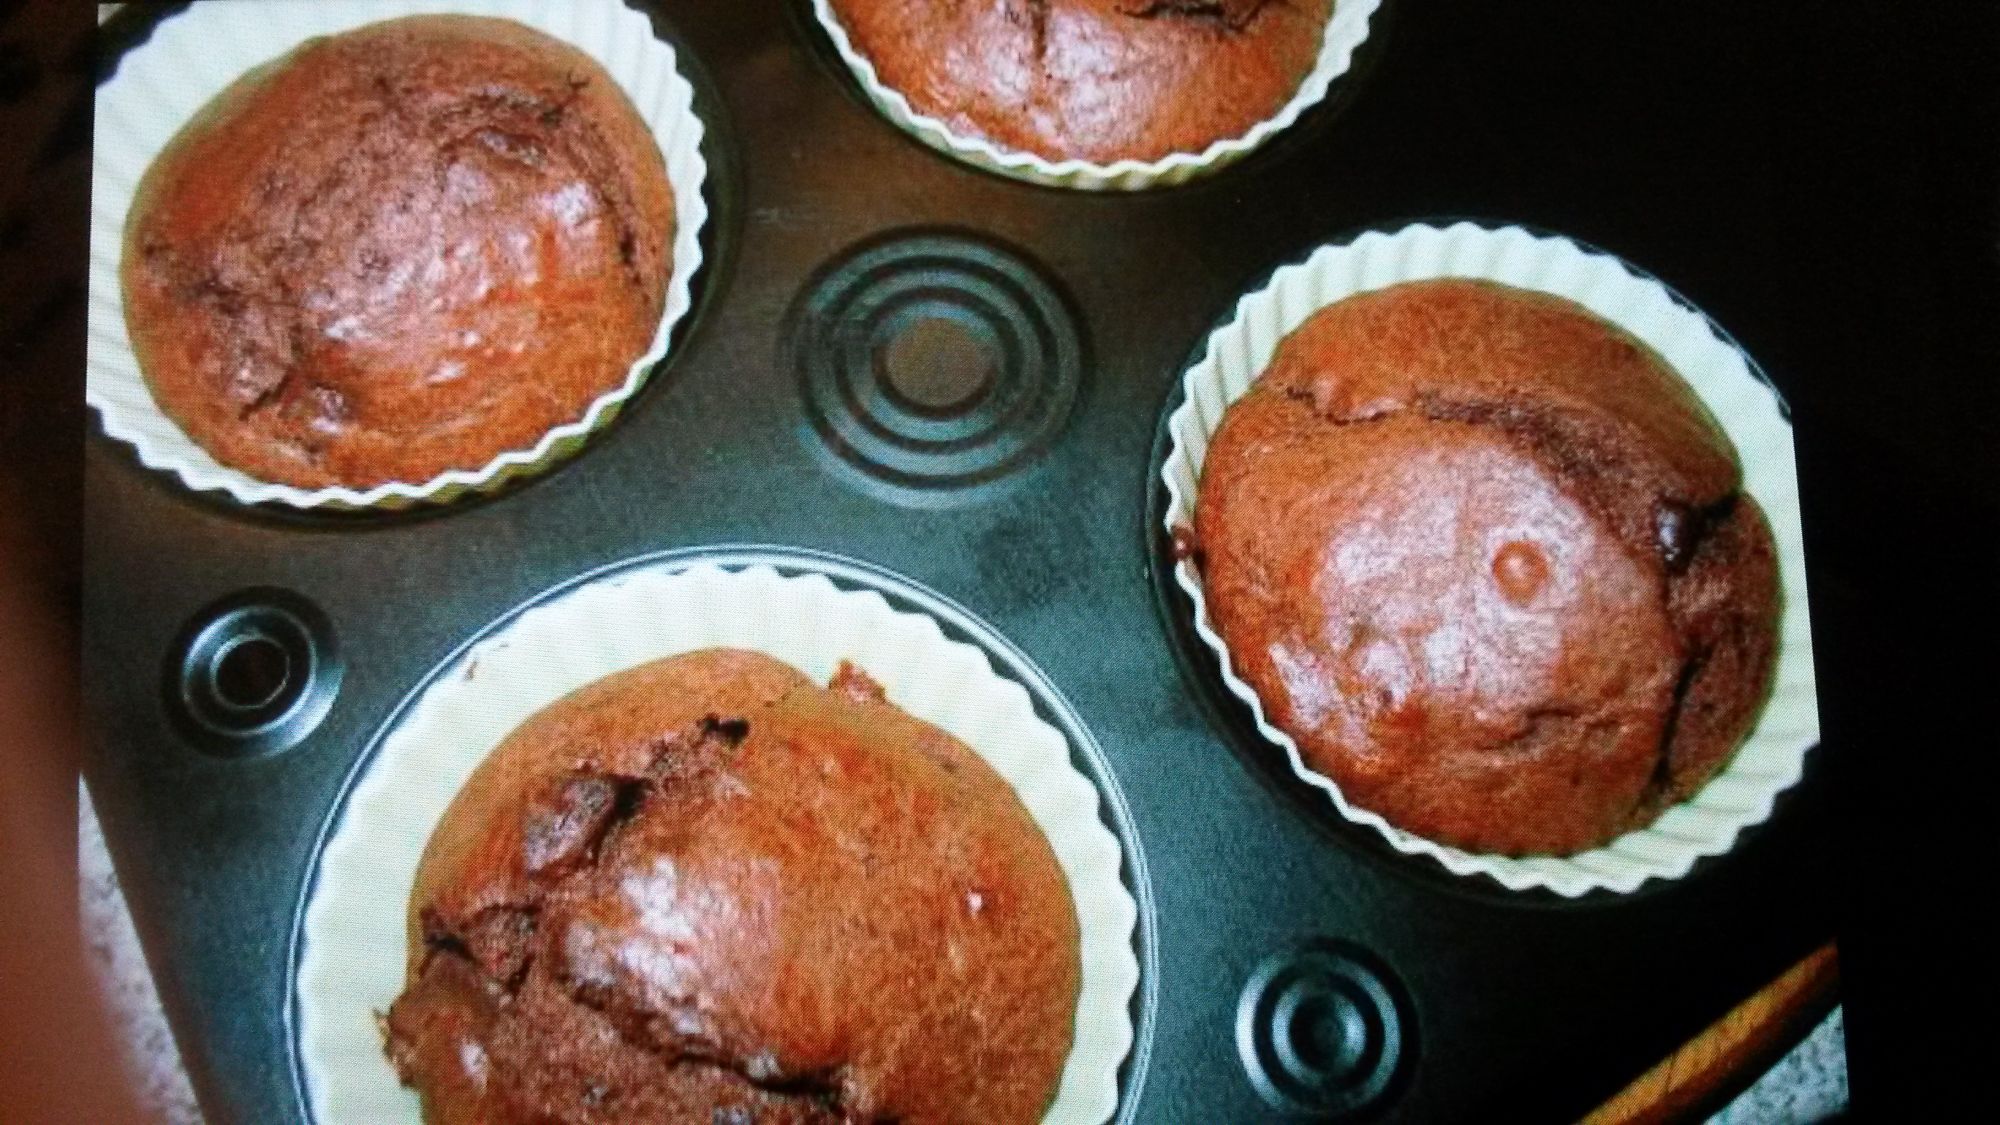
(6, 0), (2000, 1120)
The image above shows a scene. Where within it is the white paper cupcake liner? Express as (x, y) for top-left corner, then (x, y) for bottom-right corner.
(810, 0), (1381, 191)
(1160, 221), (1821, 897)
(293, 554), (1142, 1124)
(87, 0), (710, 510)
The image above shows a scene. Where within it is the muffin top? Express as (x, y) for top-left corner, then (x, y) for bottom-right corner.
(1193, 280), (1779, 855)
(385, 649), (1081, 1125)
(830, 0), (1335, 163)
(121, 15), (674, 490)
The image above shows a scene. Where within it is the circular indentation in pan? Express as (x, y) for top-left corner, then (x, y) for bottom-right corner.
(165, 587), (341, 757)
(789, 230), (1083, 498)
(879, 314), (999, 415)
(1237, 941), (1411, 1117)
(209, 633), (294, 713)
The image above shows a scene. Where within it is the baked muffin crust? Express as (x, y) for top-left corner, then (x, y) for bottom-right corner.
(385, 650), (1081, 1124)
(830, 0), (1334, 163)
(122, 15), (674, 489)
(1194, 280), (1780, 855)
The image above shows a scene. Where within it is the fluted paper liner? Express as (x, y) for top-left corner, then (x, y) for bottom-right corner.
(295, 558), (1140, 1123)
(1160, 222), (1820, 897)
(88, 0), (710, 509)
(810, 0), (1381, 191)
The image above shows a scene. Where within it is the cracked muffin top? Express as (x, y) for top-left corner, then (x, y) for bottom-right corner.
(121, 15), (674, 490)
(829, 0), (1335, 163)
(1191, 280), (1780, 856)
(384, 649), (1081, 1125)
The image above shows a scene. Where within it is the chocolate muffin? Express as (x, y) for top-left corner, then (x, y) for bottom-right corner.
(121, 15), (675, 490)
(1192, 280), (1780, 856)
(383, 649), (1081, 1124)
(828, 0), (1335, 163)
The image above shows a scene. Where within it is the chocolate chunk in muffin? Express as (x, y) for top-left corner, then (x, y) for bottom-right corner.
(384, 650), (1081, 1124)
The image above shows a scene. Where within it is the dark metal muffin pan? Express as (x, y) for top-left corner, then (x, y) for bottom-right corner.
(83, 2), (1838, 1122)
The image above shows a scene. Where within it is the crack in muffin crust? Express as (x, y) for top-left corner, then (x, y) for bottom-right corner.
(1115, 0), (1277, 33)
(383, 651), (1080, 1124)
(831, 0), (1333, 163)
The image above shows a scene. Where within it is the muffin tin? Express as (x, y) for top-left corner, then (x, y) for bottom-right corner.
(82, 2), (1838, 1122)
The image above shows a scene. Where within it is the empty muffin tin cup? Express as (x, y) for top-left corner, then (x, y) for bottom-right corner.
(809, 0), (1382, 191)
(1159, 221), (1821, 897)
(87, 0), (711, 510)
(294, 552), (1142, 1124)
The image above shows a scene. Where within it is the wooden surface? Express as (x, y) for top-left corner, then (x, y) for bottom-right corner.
(1584, 943), (1841, 1124)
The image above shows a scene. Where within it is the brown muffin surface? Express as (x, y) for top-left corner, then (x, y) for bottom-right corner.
(121, 15), (674, 490)
(830, 0), (1334, 163)
(385, 650), (1081, 1125)
(1193, 280), (1780, 855)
